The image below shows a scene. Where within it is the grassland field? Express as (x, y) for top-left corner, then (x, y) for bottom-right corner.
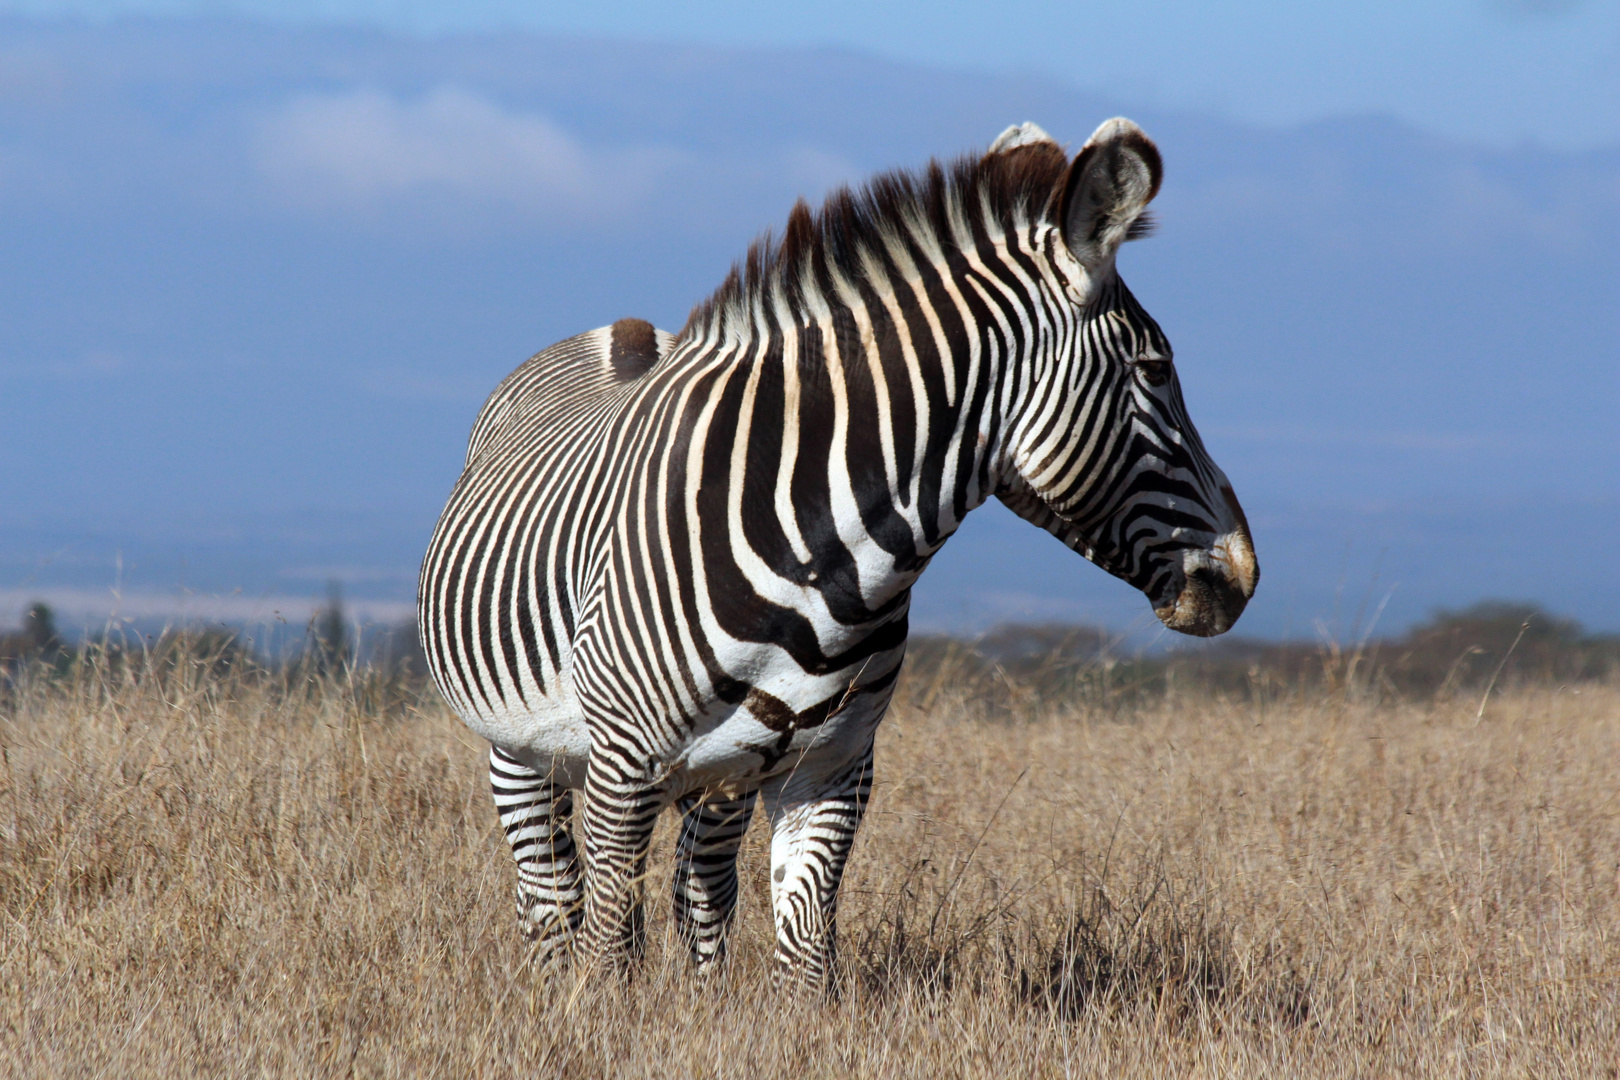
(1, 655), (1616, 1078)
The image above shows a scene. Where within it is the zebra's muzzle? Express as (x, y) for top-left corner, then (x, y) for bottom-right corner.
(1153, 492), (1258, 637)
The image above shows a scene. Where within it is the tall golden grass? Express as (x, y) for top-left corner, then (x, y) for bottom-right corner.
(1, 655), (1616, 1077)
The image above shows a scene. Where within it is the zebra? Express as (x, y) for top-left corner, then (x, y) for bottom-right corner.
(419, 118), (1258, 993)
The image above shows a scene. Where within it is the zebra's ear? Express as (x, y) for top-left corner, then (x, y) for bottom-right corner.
(1061, 118), (1163, 274)
(988, 122), (1056, 154)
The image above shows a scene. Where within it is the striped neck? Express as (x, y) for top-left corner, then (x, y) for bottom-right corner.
(673, 208), (1069, 604)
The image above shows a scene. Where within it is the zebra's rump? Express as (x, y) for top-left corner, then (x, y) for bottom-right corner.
(419, 318), (676, 737)
(464, 318), (673, 468)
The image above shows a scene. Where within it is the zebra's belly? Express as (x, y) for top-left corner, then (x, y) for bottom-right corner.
(459, 692), (593, 789)
(455, 648), (896, 798)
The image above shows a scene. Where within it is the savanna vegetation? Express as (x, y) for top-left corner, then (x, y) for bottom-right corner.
(0, 602), (1616, 1076)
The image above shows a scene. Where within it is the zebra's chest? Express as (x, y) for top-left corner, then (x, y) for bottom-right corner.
(667, 675), (897, 796)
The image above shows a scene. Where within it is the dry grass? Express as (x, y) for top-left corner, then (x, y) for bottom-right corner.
(1, 658), (1617, 1078)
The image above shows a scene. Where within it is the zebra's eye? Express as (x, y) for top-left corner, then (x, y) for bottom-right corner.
(1135, 359), (1172, 387)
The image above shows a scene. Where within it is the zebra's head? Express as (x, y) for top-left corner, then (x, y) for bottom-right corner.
(990, 119), (1258, 637)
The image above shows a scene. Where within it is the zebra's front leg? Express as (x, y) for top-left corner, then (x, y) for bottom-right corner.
(488, 746), (583, 964)
(763, 744), (875, 995)
(574, 758), (664, 972)
(673, 790), (758, 970)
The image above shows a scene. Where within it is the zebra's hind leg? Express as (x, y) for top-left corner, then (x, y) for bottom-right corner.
(489, 746), (582, 963)
(672, 790), (758, 970)
(573, 759), (665, 972)
(762, 743), (875, 996)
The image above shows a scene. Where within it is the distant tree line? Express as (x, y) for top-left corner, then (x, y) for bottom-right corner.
(0, 584), (429, 708)
(4, 597), (1613, 710)
(905, 601), (1620, 711)
(0, 602), (68, 674)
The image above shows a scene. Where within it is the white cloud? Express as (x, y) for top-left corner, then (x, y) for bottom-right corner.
(253, 86), (674, 218)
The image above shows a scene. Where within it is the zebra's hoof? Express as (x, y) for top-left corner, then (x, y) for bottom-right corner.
(687, 948), (730, 981)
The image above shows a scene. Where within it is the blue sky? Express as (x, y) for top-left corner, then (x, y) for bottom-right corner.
(5, 0), (1618, 148)
(0, 7), (1615, 642)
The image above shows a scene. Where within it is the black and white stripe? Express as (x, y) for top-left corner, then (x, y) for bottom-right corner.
(419, 118), (1257, 993)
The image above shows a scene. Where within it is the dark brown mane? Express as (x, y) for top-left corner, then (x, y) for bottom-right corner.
(679, 140), (1071, 340)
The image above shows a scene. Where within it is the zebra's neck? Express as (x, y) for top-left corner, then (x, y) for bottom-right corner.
(674, 217), (1060, 617)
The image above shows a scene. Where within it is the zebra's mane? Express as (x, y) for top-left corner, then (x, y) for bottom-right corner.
(680, 140), (1072, 342)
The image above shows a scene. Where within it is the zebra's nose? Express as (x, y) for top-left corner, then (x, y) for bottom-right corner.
(1154, 489), (1258, 637)
(1155, 561), (1250, 637)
